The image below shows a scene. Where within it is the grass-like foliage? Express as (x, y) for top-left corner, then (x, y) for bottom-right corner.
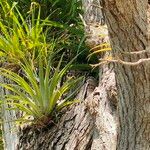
(0, 1), (87, 67)
(0, 54), (83, 126)
(9, 0), (83, 25)
(0, 1), (62, 64)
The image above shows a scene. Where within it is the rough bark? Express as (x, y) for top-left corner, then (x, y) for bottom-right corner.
(87, 64), (118, 150)
(0, 76), (18, 150)
(102, 0), (150, 149)
(83, 2), (118, 148)
(82, 0), (105, 24)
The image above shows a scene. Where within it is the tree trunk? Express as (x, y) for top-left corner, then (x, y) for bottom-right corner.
(102, 0), (150, 149)
(0, 76), (18, 150)
(2, 0), (150, 149)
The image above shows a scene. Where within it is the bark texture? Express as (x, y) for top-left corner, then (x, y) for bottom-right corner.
(102, 0), (150, 149)
(0, 76), (18, 150)
(87, 64), (118, 150)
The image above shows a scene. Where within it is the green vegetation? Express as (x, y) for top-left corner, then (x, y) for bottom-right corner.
(0, 1), (88, 64)
(0, 54), (83, 126)
(0, 1), (63, 64)
(0, 0), (95, 148)
(0, 0), (86, 121)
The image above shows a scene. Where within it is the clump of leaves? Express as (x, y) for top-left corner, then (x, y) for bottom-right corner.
(0, 1), (87, 68)
(0, 55), (83, 127)
(0, 1), (63, 65)
(88, 43), (111, 58)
